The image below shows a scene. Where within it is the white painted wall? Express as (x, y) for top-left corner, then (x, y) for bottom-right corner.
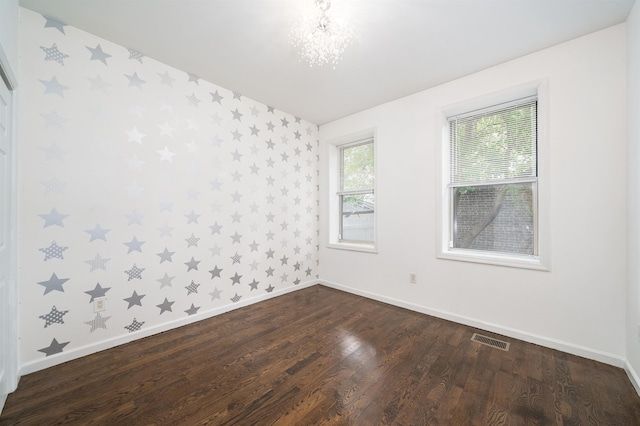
(626, 0), (640, 389)
(0, 0), (19, 85)
(319, 24), (628, 365)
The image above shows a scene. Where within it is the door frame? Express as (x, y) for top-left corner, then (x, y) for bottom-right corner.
(0, 42), (18, 412)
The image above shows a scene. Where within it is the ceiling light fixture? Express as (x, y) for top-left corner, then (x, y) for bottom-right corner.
(289, 0), (354, 68)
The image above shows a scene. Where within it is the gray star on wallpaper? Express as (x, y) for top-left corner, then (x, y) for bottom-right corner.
(209, 222), (222, 235)
(266, 284), (275, 293)
(249, 279), (259, 291)
(249, 260), (259, 271)
(127, 210), (144, 225)
(43, 15), (67, 34)
(38, 208), (69, 228)
(281, 152), (290, 162)
(187, 73), (200, 84)
(294, 262), (301, 271)
(209, 287), (222, 300)
(39, 305), (68, 328)
(280, 273), (289, 283)
(41, 111), (66, 128)
(230, 272), (242, 285)
(38, 338), (69, 356)
(159, 200), (174, 212)
(210, 178), (222, 191)
(186, 93), (200, 107)
(185, 257), (200, 271)
(185, 210), (200, 224)
(231, 150), (242, 162)
(265, 212), (275, 222)
(128, 48), (144, 62)
(158, 223), (174, 237)
(157, 298), (174, 314)
(210, 244), (222, 257)
(250, 164), (260, 175)
(125, 318), (145, 333)
(39, 143), (67, 161)
(209, 265), (222, 279)
(281, 117), (290, 127)
(231, 252), (242, 264)
(186, 234), (200, 248)
(185, 304), (200, 316)
(87, 74), (110, 93)
(294, 278), (301, 285)
(159, 71), (175, 86)
(85, 253), (111, 272)
(38, 273), (69, 295)
(249, 125), (260, 136)
(185, 281), (200, 295)
(266, 231), (275, 241)
(156, 247), (175, 263)
(124, 264), (144, 281)
(280, 255), (289, 266)
(231, 191), (242, 202)
(231, 108), (243, 121)
(124, 291), (145, 309)
(210, 90), (223, 104)
(266, 122), (275, 132)
(124, 236), (145, 253)
(38, 76), (69, 98)
(266, 267), (275, 277)
(266, 158), (275, 168)
(157, 273), (175, 288)
(85, 283), (110, 302)
(41, 43), (69, 65)
(125, 72), (146, 89)
(86, 44), (111, 64)
(85, 312), (111, 333)
(266, 139), (275, 149)
(39, 240), (68, 261)
(231, 212), (242, 223)
(306, 267), (313, 276)
(267, 105), (275, 113)
(230, 232), (242, 244)
(233, 91), (242, 100)
(85, 224), (110, 242)
(231, 129), (242, 141)
(250, 105), (260, 116)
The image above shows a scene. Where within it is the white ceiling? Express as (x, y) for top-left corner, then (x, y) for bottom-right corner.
(19, 0), (636, 124)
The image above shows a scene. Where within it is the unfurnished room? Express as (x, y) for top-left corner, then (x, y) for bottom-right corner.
(1, 0), (640, 424)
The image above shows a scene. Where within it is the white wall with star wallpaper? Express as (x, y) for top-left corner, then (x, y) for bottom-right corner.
(18, 8), (319, 371)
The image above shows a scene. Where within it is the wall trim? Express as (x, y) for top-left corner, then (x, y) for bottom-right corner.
(318, 279), (627, 369)
(19, 280), (317, 376)
(624, 359), (640, 396)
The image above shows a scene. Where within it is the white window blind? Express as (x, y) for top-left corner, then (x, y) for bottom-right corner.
(449, 97), (537, 186)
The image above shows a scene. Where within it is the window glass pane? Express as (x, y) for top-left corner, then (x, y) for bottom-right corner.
(342, 142), (374, 192)
(341, 194), (374, 242)
(452, 183), (534, 255)
(450, 100), (536, 184)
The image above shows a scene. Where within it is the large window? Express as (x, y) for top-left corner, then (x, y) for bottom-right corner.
(338, 139), (374, 243)
(446, 96), (539, 260)
(326, 130), (376, 252)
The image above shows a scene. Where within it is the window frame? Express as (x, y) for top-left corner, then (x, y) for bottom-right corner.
(436, 81), (550, 270)
(327, 129), (377, 253)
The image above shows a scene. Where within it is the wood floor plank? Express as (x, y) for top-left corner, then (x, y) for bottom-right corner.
(1, 285), (639, 425)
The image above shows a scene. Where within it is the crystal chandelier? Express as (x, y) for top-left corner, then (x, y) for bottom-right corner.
(289, 0), (354, 68)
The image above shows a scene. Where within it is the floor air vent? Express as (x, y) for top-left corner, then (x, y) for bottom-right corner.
(471, 333), (510, 351)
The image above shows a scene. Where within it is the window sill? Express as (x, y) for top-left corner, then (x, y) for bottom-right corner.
(327, 242), (377, 254)
(437, 249), (548, 271)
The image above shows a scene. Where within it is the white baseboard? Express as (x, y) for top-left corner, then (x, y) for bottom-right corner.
(318, 279), (627, 369)
(19, 280), (317, 376)
(624, 359), (640, 396)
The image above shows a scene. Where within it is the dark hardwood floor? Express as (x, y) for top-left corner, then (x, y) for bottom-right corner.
(2, 285), (640, 425)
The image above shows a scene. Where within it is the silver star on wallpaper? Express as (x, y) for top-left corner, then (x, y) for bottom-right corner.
(39, 305), (69, 328)
(184, 257), (200, 271)
(124, 291), (145, 309)
(43, 15), (67, 34)
(124, 318), (145, 333)
(39, 240), (68, 261)
(185, 281), (200, 295)
(156, 247), (175, 263)
(37, 273), (69, 295)
(38, 338), (69, 356)
(41, 43), (69, 65)
(209, 287), (222, 300)
(85, 253), (111, 272)
(86, 44), (112, 65)
(124, 236), (145, 253)
(185, 304), (200, 315)
(85, 283), (111, 302)
(124, 264), (145, 281)
(157, 273), (175, 288)
(38, 207), (69, 228)
(85, 224), (110, 242)
(85, 312), (111, 332)
(39, 76), (69, 97)
(157, 298), (174, 314)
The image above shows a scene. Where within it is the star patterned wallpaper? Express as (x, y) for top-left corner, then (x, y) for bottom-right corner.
(19, 9), (319, 367)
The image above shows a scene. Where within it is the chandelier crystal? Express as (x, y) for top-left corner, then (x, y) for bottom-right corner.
(289, 0), (354, 68)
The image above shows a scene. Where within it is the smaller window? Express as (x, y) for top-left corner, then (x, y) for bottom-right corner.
(338, 140), (375, 243)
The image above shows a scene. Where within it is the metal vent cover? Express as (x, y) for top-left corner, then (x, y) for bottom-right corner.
(471, 333), (510, 351)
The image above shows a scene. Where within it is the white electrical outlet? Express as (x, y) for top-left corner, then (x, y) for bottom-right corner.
(409, 273), (417, 284)
(94, 297), (107, 313)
